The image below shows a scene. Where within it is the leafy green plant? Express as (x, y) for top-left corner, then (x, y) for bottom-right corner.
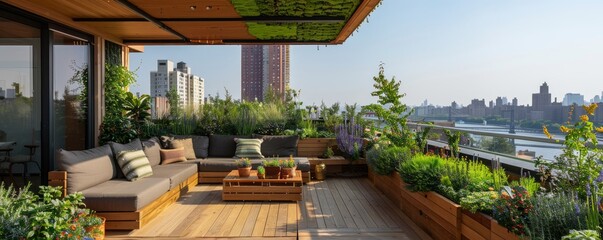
(562, 230), (601, 240)
(98, 63), (138, 144)
(439, 159), (471, 202)
(510, 177), (540, 197)
(363, 64), (414, 148)
(460, 190), (498, 214)
(399, 154), (443, 192)
(257, 166), (266, 175)
(0, 183), (100, 239)
(236, 158), (251, 167)
(366, 145), (411, 176)
(280, 157), (296, 168)
(444, 130), (461, 158)
(322, 147), (334, 159)
(262, 159), (280, 167)
(536, 103), (603, 197)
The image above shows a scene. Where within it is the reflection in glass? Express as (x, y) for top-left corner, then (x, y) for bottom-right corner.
(52, 30), (89, 151)
(0, 16), (41, 186)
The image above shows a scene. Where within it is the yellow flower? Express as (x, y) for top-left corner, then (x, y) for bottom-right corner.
(583, 103), (598, 115)
(560, 126), (570, 133)
(596, 126), (603, 133)
(543, 126), (553, 139)
(580, 115), (589, 122)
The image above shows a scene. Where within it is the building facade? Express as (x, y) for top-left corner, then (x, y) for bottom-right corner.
(150, 60), (204, 118)
(241, 45), (290, 102)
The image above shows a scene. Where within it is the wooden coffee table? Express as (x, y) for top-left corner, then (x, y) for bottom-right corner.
(222, 170), (302, 201)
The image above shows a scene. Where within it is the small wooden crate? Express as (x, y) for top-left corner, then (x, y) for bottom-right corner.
(222, 170), (303, 201)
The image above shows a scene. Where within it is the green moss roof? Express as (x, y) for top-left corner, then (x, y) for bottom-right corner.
(231, 0), (361, 41)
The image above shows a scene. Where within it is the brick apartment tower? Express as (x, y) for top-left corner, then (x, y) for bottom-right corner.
(241, 45), (290, 102)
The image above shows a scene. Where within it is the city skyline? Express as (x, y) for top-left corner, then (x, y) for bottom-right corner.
(129, 0), (603, 107)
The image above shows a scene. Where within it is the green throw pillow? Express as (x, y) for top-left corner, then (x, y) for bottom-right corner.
(117, 150), (153, 181)
(234, 138), (264, 159)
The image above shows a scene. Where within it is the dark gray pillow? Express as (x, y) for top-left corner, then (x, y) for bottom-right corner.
(174, 135), (209, 158)
(253, 134), (299, 157)
(109, 139), (143, 178)
(56, 145), (116, 194)
(208, 135), (250, 157)
(142, 137), (161, 167)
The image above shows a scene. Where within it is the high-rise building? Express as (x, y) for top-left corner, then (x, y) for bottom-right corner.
(150, 60), (204, 118)
(241, 45), (290, 102)
(532, 82), (551, 111)
(562, 93), (584, 106)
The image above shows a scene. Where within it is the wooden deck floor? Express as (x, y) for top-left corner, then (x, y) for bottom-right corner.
(107, 178), (429, 240)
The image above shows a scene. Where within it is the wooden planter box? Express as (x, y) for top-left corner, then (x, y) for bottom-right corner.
(461, 210), (520, 240)
(368, 168), (521, 240)
(369, 168), (461, 240)
(297, 138), (335, 157)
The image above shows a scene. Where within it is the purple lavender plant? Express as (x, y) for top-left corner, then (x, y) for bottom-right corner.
(336, 119), (364, 160)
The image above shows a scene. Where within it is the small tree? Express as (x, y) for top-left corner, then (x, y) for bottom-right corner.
(166, 88), (181, 117)
(363, 63), (414, 148)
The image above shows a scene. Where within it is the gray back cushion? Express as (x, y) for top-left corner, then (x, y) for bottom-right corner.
(174, 135), (209, 158)
(253, 134), (299, 157)
(142, 137), (162, 167)
(56, 145), (116, 194)
(109, 139), (143, 178)
(208, 135), (250, 157)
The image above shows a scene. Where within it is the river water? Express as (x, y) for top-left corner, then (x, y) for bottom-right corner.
(455, 123), (564, 161)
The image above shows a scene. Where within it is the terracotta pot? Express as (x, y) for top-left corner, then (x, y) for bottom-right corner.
(281, 167), (296, 178)
(257, 173), (265, 179)
(238, 167), (252, 177)
(264, 166), (281, 179)
(85, 216), (106, 240)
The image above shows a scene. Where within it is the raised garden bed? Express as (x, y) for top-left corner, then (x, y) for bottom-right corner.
(368, 168), (520, 240)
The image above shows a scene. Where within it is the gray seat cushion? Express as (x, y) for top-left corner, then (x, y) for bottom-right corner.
(81, 178), (170, 212)
(150, 163), (197, 189)
(142, 137), (161, 167)
(196, 157), (310, 172)
(56, 145), (117, 194)
(253, 135), (299, 157)
(174, 135), (209, 158)
(208, 135), (250, 157)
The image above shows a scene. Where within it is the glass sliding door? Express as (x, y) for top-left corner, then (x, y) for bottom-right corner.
(51, 30), (90, 152)
(0, 16), (42, 186)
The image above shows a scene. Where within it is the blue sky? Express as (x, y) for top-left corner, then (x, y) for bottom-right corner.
(129, 0), (603, 107)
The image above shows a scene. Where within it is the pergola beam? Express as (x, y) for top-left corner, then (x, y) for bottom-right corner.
(115, 0), (188, 42)
(74, 16), (345, 23)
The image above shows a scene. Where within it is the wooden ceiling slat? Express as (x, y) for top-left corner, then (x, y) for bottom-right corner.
(129, 0), (241, 19)
(165, 21), (255, 41)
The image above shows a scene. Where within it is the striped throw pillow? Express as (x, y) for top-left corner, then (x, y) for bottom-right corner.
(117, 150), (153, 181)
(234, 138), (264, 158)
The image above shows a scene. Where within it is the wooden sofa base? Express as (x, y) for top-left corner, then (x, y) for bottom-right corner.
(199, 171), (311, 184)
(49, 171), (198, 230)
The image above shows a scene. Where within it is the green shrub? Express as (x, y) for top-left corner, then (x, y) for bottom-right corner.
(0, 183), (100, 239)
(510, 177), (540, 197)
(460, 190), (498, 213)
(366, 145), (411, 176)
(399, 154), (443, 192)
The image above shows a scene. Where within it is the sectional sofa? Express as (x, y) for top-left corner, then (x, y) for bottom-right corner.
(48, 134), (311, 230)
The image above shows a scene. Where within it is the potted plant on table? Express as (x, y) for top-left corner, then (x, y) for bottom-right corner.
(262, 159), (281, 179)
(280, 156), (297, 178)
(235, 158), (252, 177)
(257, 166), (266, 179)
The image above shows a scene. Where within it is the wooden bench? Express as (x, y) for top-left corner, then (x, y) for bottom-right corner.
(48, 170), (198, 230)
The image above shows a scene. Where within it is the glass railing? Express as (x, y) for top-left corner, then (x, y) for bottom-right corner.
(406, 122), (602, 171)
